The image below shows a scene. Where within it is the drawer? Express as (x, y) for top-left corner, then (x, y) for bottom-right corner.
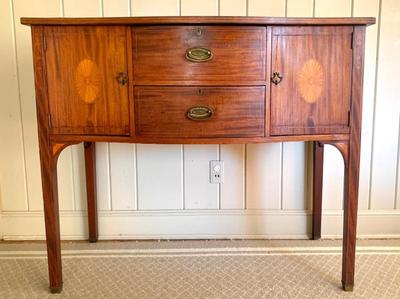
(134, 87), (265, 138)
(132, 26), (266, 84)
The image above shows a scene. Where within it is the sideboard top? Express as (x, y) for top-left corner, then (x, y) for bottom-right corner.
(21, 16), (375, 26)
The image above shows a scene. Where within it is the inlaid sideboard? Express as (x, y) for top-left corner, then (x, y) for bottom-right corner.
(21, 16), (375, 293)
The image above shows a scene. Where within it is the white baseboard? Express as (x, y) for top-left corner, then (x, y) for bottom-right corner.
(1, 210), (400, 241)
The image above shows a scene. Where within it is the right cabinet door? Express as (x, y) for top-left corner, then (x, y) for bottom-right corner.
(270, 26), (353, 135)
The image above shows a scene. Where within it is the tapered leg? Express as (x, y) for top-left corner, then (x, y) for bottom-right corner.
(341, 137), (361, 291)
(84, 142), (98, 242)
(38, 143), (65, 293)
(32, 27), (64, 293)
(341, 26), (365, 291)
(322, 140), (359, 291)
(312, 141), (324, 240)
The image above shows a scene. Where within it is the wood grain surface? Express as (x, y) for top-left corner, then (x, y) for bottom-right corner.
(270, 26), (353, 135)
(135, 86), (265, 138)
(44, 26), (130, 135)
(21, 16), (376, 26)
(132, 26), (266, 85)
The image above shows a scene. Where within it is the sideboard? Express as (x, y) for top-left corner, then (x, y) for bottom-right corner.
(21, 16), (375, 293)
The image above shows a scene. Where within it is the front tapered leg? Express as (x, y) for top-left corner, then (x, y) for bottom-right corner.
(341, 137), (361, 291)
(38, 142), (68, 293)
(324, 139), (360, 291)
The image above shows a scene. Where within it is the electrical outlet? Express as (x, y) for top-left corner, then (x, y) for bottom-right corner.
(210, 160), (224, 184)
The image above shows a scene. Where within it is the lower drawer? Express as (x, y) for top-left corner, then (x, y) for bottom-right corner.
(134, 86), (265, 138)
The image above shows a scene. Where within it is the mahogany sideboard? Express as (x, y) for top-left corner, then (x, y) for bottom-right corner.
(21, 16), (375, 293)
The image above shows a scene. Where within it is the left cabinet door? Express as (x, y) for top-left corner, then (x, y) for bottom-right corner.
(44, 26), (130, 135)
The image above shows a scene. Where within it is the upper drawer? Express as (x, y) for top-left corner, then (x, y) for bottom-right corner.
(132, 26), (266, 85)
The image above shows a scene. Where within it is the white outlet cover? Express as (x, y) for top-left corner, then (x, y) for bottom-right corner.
(210, 160), (224, 184)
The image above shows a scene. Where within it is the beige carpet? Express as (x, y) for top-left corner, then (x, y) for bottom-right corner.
(0, 239), (399, 298)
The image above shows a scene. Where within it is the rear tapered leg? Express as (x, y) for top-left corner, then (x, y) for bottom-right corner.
(312, 141), (324, 240)
(84, 142), (98, 242)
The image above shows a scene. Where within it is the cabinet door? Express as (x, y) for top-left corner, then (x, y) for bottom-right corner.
(44, 26), (130, 135)
(270, 27), (353, 136)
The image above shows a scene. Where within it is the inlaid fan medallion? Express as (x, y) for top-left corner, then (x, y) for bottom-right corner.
(297, 59), (324, 104)
(74, 59), (101, 104)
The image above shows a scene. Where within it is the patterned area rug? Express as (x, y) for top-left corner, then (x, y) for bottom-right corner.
(0, 240), (399, 298)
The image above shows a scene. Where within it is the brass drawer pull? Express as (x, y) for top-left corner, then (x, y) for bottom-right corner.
(185, 47), (213, 62)
(271, 72), (283, 85)
(187, 106), (214, 121)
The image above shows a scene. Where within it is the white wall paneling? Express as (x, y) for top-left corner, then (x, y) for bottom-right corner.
(369, 0), (400, 210)
(94, 143), (111, 211)
(219, 0), (247, 16)
(0, 0), (399, 240)
(354, 0), (380, 210)
(137, 145), (183, 210)
(0, 0), (28, 211)
(184, 145), (219, 209)
(109, 144), (137, 210)
(181, 0), (219, 16)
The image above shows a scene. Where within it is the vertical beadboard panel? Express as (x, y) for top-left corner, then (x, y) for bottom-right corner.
(397, 116), (400, 210)
(286, 0), (313, 17)
(11, 0), (62, 211)
(137, 145), (183, 210)
(132, 0), (182, 211)
(248, 0), (286, 16)
(282, 143), (307, 210)
(353, 0), (380, 210)
(181, 0), (219, 210)
(321, 152), (345, 211)
(103, 0), (130, 16)
(220, 145), (245, 209)
(56, 150), (75, 210)
(72, 147), (88, 211)
(314, 0), (351, 17)
(218, 0), (246, 210)
(219, 0), (247, 16)
(181, 0), (219, 16)
(109, 144), (136, 210)
(63, 0), (102, 15)
(281, 0), (314, 211)
(95, 143), (111, 211)
(184, 145), (219, 209)
(246, 143), (282, 209)
(0, 0), (28, 211)
(246, 0), (285, 210)
(132, 0), (179, 16)
(315, 0), (351, 211)
(62, 0), (101, 211)
(370, 0), (400, 209)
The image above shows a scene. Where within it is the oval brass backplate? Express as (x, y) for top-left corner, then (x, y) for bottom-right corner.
(185, 47), (213, 63)
(186, 106), (214, 121)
